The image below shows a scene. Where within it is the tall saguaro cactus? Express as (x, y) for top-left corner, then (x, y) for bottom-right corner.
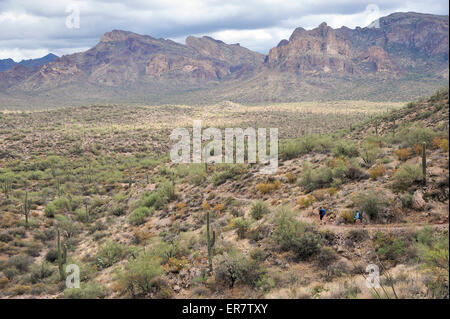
(57, 229), (67, 281)
(392, 118), (396, 137)
(206, 210), (215, 273)
(23, 192), (30, 227)
(422, 142), (427, 185)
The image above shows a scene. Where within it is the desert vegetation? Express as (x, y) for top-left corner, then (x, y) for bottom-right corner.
(0, 88), (448, 299)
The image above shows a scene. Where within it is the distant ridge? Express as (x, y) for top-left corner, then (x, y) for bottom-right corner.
(0, 53), (58, 72)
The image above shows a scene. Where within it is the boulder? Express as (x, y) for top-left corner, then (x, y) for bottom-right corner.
(412, 190), (425, 210)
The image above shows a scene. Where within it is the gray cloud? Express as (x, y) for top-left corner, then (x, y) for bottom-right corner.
(0, 0), (448, 61)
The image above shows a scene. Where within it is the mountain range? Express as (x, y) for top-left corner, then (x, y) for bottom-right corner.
(0, 12), (448, 109)
(0, 53), (58, 72)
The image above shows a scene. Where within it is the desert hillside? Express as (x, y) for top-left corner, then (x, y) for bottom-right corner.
(0, 88), (448, 299)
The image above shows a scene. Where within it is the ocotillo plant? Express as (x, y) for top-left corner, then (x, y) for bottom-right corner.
(392, 118), (396, 137)
(206, 210), (215, 273)
(422, 142), (427, 185)
(375, 121), (379, 137)
(57, 229), (67, 281)
(23, 192), (31, 227)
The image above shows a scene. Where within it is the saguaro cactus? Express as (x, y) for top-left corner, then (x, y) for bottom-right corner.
(57, 229), (67, 281)
(23, 192), (30, 227)
(392, 118), (396, 137)
(422, 142), (427, 185)
(85, 203), (90, 222)
(206, 210), (215, 273)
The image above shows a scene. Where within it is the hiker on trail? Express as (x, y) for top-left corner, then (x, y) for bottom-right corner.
(319, 207), (326, 221)
(355, 210), (362, 224)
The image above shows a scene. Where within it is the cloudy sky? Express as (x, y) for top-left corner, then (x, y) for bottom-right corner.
(0, 0), (448, 61)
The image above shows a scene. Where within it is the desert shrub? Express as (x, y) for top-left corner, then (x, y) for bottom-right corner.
(316, 247), (338, 268)
(256, 180), (281, 194)
(373, 232), (405, 262)
(394, 148), (411, 161)
(392, 164), (422, 191)
(272, 207), (321, 260)
(300, 166), (333, 192)
(352, 190), (388, 221)
(64, 283), (108, 299)
(279, 134), (332, 159)
(25, 242), (42, 257)
(285, 172), (297, 183)
(249, 247), (267, 263)
(96, 242), (131, 269)
(116, 252), (164, 297)
(399, 127), (436, 148)
(3, 268), (19, 280)
(419, 233), (449, 298)
(129, 207), (152, 225)
(360, 142), (380, 166)
(344, 161), (367, 181)
(413, 144), (423, 156)
(438, 138), (449, 152)
(7, 255), (32, 273)
(339, 210), (355, 224)
(298, 194), (315, 208)
(400, 193), (413, 208)
(44, 202), (57, 218)
(111, 203), (127, 216)
(214, 251), (263, 288)
(368, 164), (386, 180)
(332, 140), (359, 158)
(234, 218), (250, 239)
(29, 261), (53, 284)
(45, 248), (59, 263)
(0, 231), (13, 243)
(158, 181), (176, 202)
(250, 201), (270, 220)
(212, 165), (244, 186)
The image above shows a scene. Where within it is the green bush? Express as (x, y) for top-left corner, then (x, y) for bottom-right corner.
(279, 134), (332, 159)
(400, 193), (413, 208)
(398, 127), (437, 148)
(234, 218), (250, 239)
(129, 206), (153, 225)
(332, 140), (359, 158)
(29, 261), (53, 284)
(250, 201), (270, 220)
(64, 283), (108, 299)
(353, 190), (388, 221)
(316, 247), (338, 268)
(212, 165), (244, 186)
(373, 232), (406, 262)
(392, 164), (422, 191)
(419, 232), (449, 298)
(214, 251), (263, 288)
(300, 165), (333, 192)
(44, 203), (57, 218)
(116, 252), (164, 297)
(272, 207), (321, 260)
(96, 242), (131, 269)
(7, 255), (32, 273)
